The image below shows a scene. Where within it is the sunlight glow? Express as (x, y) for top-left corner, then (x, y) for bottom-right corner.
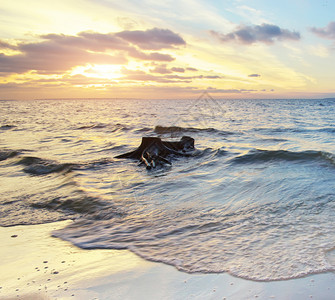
(71, 65), (123, 80)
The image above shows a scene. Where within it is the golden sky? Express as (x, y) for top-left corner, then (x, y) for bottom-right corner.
(1, 0), (335, 99)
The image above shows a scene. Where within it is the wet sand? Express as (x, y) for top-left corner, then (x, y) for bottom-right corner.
(1, 221), (335, 299)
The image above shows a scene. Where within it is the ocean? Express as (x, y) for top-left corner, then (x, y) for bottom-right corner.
(1, 97), (335, 281)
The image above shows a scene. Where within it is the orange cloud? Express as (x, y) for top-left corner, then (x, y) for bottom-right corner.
(120, 68), (221, 84)
(0, 28), (186, 75)
(116, 28), (186, 50)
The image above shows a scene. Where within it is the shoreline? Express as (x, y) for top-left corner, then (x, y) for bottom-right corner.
(1, 221), (335, 299)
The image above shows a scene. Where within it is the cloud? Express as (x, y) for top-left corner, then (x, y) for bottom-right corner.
(310, 22), (335, 40)
(0, 73), (118, 90)
(171, 67), (185, 73)
(116, 28), (186, 50)
(122, 73), (192, 84)
(248, 73), (261, 77)
(206, 87), (257, 93)
(41, 32), (130, 51)
(0, 41), (16, 50)
(121, 68), (221, 84)
(150, 65), (172, 74)
(128, 48), (174, 61)
(150, 65), (196, 74)
(203, 75), (221, 79)
(0, 47), (126, 74)
(0, 28), (185, 74)
(211, 23), (300, 44)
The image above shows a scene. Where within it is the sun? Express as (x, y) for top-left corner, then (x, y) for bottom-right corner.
(71, 64), (123, 80)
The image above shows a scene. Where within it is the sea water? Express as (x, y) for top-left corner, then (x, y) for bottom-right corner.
(1, 98), (335, 281)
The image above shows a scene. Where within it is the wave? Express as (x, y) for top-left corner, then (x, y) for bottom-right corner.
(0, 124), (16, 130)
(75, 123), (131, 132)
(253, 127), (309, 134)
(317, 127), (335, 134)
(0, 149), (20, 161)
(153, 125), (234, 136)
(1, 153), (117, 226)
(17, 156), (74, 175)
(0, 179), (112, 226)
(54, 194), (335, 281)
(134, 127), (152, 133)
(191, 147), (228, 159)
(76, 124), (107, 130)
(259, 138), (288, 143)
(231, 149), (335, 166)
(14, 154), (115, 175)
(74, 158), (115, 170)
(254, 127), (335, 134)
(30, 193), (105, 215)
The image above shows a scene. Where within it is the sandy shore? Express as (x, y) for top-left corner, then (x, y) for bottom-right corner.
(1, 221), (335, 300)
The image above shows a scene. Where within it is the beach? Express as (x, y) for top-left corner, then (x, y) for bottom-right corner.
(1, 221), (335, 300)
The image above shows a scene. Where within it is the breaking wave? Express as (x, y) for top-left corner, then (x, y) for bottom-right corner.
(54, 190), (335, 281)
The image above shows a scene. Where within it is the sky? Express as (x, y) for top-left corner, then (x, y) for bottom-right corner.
(1, 0), (335, 100)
